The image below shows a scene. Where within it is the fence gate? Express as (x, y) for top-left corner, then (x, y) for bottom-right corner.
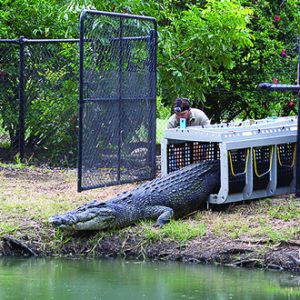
(78, 10), (157, 191)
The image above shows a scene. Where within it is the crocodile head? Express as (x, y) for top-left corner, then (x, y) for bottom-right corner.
(49, 200), (117, 230)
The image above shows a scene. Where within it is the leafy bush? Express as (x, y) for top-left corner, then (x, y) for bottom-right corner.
(1, 0), (300, 165)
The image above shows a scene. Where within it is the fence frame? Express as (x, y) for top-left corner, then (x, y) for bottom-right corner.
(78, 9), (157, 191)
(0, 36), (80, 159)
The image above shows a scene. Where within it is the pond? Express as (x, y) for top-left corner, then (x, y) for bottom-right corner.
(0, 258), (299, 299)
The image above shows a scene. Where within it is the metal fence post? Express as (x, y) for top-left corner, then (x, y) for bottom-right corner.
(117, 17), (123, 183)
(18, 36), (25, 160)
(77, 12), (86, 192)
(296, 35), (300, 196)
(149, 29), (157, 179)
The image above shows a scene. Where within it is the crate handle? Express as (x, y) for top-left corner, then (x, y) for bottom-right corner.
(228, 148), (250, 176)
(253, 146), (274, 178)
(277, 144), (296, 168)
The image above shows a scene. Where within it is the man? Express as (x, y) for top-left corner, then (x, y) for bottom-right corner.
(167, 98), (210, 129)
(166, 98), (210, 170)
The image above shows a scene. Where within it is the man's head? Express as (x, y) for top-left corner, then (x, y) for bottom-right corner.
(173, 98), (191, 121)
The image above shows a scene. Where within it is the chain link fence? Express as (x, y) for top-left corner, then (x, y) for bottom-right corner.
(0, 11), (157, 190)
(78, 10), (157, 191)
(0, 37), (79, 165)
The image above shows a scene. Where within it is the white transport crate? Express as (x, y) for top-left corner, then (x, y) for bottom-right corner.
(161, 116), (297, 204)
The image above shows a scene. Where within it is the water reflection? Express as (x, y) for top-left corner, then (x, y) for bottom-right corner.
(0, 258), (299, 299)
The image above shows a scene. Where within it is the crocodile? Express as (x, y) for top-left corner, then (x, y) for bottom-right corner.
(49, 160), (220, 231)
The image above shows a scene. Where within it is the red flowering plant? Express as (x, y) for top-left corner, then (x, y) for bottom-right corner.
(230, 0), (300, 120)
(280, 49), (287, 57)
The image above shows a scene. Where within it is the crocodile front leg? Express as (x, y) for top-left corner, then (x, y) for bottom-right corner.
(146, 206), (174, 227)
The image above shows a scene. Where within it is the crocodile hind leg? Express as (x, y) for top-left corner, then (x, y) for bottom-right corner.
(146, 206), (174, 227)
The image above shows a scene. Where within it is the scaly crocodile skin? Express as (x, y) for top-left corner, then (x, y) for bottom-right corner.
(49, 160), (220, 231)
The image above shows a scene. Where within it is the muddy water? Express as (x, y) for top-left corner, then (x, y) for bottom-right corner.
(0, 258), (299, 299)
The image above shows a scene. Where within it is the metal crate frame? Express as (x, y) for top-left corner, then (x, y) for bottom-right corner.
(161, 116), (297, 204)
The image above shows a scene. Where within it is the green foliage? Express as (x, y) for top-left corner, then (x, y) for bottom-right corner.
(156, 118), (169, 144)
(156, 96), (170, 120)
(156, 96), (170, 142)
(0, 0), (70, 39)
(24, 47), (79, 165)
(1, 0), (300, 164)
(0, 40), (79, 165)
(159, 1), (253, 102)
(58, 0), (254, 109)
(208, 0), (300, 121)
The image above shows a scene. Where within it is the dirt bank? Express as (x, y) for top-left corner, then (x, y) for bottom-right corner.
(1, 165), (300, 273)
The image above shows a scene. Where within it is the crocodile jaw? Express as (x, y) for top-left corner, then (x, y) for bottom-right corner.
(49, 203), (116, 230)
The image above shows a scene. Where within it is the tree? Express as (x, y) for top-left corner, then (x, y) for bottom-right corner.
(1, 0), (300, 164)
(206, 0), (300, 121)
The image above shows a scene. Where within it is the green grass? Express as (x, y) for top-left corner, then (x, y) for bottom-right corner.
(266, 199), (300, 221)
(200, 197), (300, 242)
(265, 226), (298, 242)
(0, 222), (20, 237)
(156, 118), (169, 144)
(0, 146), (299, 256)
(0, 159), (30, 170)
(211, 216), (251, 239)
(143, 220), (207, 243)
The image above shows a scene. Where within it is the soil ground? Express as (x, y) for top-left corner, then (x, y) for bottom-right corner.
(1, 165), (300, 273)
